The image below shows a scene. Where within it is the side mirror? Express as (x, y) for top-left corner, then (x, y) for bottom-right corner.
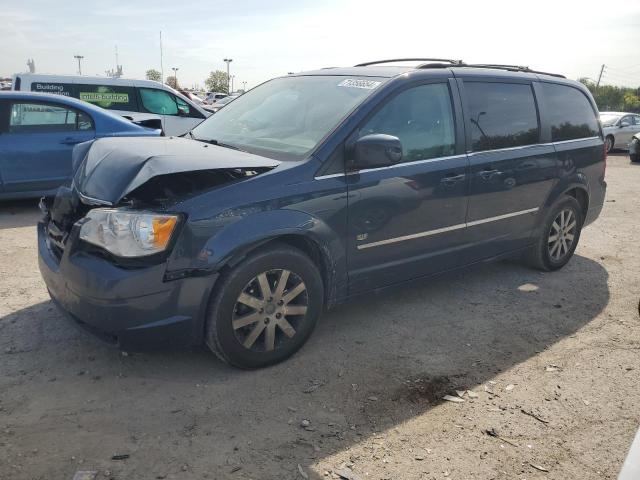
(351, 134), (403, 170)
(177, 105), (189, 117)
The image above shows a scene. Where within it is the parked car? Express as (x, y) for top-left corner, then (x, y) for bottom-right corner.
(12, 74), (210, 136)
(39, 59), (606, 368)
(630, 133), (640, 163)
(0, 91), (159, 200)
(205, 92), (228, 104)
(600, 111), (640, 152)
(179, 90), (216, 114)
(209, 94), (238, 112)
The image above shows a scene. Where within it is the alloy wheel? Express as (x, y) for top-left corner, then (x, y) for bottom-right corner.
(547, 208), (577, 261)
(231, 269), (308, 352)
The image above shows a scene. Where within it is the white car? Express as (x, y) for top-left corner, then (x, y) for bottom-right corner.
(12, 74), (211, 136)
(205, 92), (228, 104)
(600, 111), (640, 152)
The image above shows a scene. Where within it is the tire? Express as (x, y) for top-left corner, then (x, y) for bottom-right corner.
(205, 243), (324, 368)
(524, 196), (583, 271)
(605, 135), (615, 153)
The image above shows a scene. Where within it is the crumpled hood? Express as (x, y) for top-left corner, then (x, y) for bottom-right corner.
(73, 136), (280, 205)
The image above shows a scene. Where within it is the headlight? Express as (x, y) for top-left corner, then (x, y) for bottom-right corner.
(79, 209), (179, 257)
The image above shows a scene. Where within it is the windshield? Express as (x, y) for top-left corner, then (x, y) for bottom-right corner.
(600, 113), (621, 126)
(191, 75), (385, 160)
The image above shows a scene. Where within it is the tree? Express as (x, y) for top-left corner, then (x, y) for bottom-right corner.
(204, 70), (229, 93)
(579, 78), (640, 113)
(166, 76), (179, 89)
(145, 69), (162, 82)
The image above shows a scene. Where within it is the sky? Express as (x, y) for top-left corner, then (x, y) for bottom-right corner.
(2, 0), (640, 90)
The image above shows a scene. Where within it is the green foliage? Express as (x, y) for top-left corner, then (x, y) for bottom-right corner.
(145, 69), (162, 82)
(579, 78), (640, 112)
(204, 70), (229, 94)
(166, 76), (179, 89)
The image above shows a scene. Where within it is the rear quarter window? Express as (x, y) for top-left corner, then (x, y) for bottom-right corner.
(465, 82), (539, 152)
(540, 83), (599, 142)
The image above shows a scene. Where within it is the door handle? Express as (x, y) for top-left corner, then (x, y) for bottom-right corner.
(479, 169), (501, 180)
(60, 138), (82, 145)
(440, 173), (466, 185)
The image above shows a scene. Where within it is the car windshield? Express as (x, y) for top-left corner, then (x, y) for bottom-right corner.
(600, 113), (621, 126)
(191, 75), (385, 160)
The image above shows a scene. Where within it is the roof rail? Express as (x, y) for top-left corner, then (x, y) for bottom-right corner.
(355, 58), (464, 67)
(449, 63), (566, 78)
(354, 59), (565, 78)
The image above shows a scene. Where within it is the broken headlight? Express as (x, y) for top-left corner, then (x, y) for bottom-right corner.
(79, 209), (179, 257)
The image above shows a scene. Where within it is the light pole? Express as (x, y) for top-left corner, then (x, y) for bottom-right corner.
(230, 75), (235, 93)
(74, 55), (84, 75)
(242, 81), (247, 92)
(223, 58), (233, 93)
(172, 67), (179, 88)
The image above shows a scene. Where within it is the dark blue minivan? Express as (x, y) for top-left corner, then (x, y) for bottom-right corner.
(38, 59), (607, 368)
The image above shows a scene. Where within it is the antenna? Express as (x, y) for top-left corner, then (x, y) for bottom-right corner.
(160, 31), (164, 85)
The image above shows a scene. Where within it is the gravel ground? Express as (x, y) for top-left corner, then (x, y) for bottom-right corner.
(0, 153), (638, 480)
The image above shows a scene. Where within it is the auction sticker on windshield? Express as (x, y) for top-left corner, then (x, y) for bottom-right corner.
(338, 78), (382, 89)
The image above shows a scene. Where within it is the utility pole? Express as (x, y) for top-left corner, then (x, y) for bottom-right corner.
(74, 55), (84, 75)
(160, 31), (164, 85)
(596, 64), (605, 89)
(223, 58), (233, 93)
(172, 67), (179, 88)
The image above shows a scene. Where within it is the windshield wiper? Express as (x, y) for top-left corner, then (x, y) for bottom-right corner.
(188, 132), (244, 152)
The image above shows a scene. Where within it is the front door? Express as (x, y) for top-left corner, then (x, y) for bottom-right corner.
(616, 114), (640, 149)
(460, 80), (557, 258)
(0, 101), (95, 194)
(346, 81), (470, 294)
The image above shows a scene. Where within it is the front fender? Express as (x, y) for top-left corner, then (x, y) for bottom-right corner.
(167, 208), (348, 306)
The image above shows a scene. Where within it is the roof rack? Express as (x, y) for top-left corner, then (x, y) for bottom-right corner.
(459, 64), (566, 78)
(354, 59), (565, 78)
(355, 58), (464, 67)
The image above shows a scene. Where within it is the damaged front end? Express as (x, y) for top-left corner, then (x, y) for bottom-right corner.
(38, 136), (281, 348)
(42, 136), (279, 261)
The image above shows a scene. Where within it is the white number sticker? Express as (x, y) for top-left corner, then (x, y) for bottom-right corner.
(338, 79), (382, 90)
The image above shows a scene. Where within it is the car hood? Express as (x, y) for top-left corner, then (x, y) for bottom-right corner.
(73, 136), (280, 205)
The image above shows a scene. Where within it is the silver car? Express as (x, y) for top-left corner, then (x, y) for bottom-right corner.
(601, 111), (640, 152)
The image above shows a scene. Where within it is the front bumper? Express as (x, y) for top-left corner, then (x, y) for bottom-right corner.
(37, 221), (216, 350)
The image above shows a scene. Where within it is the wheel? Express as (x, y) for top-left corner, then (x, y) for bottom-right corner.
(205, 243), (324, 368)
(630, 139), (640, 163)
(524, 196), (583, 271)
(605, 135), (615, 153)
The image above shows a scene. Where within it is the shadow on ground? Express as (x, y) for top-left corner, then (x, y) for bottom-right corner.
(0, 254), (609, 479)
(0, 199), (41, 230)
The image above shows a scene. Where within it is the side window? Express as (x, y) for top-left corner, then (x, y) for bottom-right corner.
(139, 88), (178, 115)
(540, 83), (599, 142)
(465, 82), (539, 152)
(8, 103), (94, 133)
(175, 96), (192, 116)
(359, 83), (455, 162)
(77, 84), (137, 112)
(621, 115), (633, 126)
(634, 115), (640, 125)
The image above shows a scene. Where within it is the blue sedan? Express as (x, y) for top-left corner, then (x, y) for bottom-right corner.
(0, 92), (159, 200)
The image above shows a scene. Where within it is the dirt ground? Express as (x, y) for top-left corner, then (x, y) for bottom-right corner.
(0, 153), (638, 480)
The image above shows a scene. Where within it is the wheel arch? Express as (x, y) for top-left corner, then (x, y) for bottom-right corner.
(199, 209), (346, 310)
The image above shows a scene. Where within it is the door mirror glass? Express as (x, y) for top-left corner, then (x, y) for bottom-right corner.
(352, 134), (402, 170)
